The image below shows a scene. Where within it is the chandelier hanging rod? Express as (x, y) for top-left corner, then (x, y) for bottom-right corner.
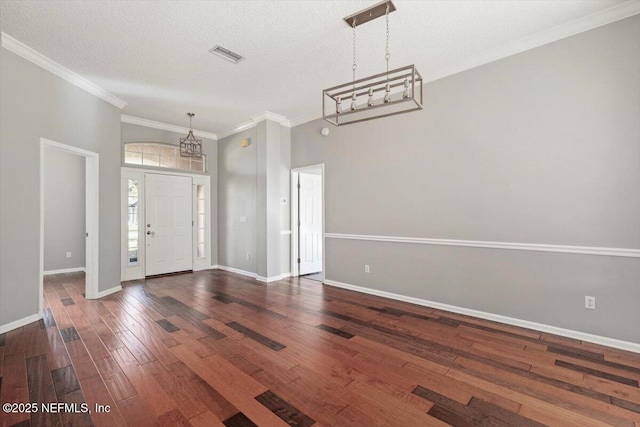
(343, 0), (396, 28)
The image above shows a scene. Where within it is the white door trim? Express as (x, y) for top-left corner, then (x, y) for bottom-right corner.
(291, 163), (325, 279)
(40, 138), (100, 311)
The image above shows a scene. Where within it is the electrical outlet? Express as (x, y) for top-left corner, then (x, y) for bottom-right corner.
(585, 296), (596, 310)
(66, 252), (72, 258)
(364, 264), (370, 273)
(246, 253), (251, 260)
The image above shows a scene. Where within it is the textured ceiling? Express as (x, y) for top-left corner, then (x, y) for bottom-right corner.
(0, 0), (627, 133)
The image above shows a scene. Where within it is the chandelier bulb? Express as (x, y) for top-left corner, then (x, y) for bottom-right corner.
(351, 92), (358, 110)
(336, 96), (342, 114)
(384, 82), (391, 103)
(367, 87), (375, 107)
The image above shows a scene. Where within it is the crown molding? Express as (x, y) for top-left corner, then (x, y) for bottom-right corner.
(1, 32), (127, 109)
(288, 0), (640, 129)
(251, 111), (291, 127)
(122, 110), (294, 142)
(217, 111), (292, 140)
(216, 119), (257, 140)
(121, 115), (218, 140)
(426, 0), (640, 84)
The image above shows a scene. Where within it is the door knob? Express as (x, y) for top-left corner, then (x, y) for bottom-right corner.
(146, 231), (154, 235)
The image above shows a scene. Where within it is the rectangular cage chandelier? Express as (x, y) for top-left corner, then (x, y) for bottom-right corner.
(179, 112), (203, 158)
(322, 0), (423, 126)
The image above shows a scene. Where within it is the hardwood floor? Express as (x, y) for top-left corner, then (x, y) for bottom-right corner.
(1, 270), (639, 427)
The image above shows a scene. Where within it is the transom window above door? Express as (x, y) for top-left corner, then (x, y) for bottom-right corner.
(124, 142), (206, 172)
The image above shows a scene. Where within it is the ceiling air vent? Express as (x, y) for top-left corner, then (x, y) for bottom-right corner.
(209, 45), (244, 64)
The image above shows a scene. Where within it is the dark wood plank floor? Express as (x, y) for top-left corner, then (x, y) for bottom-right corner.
(1, 270), (639, 427)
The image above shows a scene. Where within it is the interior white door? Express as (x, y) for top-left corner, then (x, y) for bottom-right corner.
(145, 173), (193, 276)
(299, 173), (322, 275)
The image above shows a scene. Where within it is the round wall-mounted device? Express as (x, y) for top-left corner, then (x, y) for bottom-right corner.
(321, 127), (330, 137)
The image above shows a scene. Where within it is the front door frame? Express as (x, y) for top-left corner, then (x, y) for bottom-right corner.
(120, 167), (211, 281)
(291, 163), (325, 279)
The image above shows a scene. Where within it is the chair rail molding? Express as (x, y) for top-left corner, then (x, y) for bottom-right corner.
(324, 233), (640, 258)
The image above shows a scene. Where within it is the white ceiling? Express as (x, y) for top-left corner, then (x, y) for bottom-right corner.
(0, 0), (633, 134)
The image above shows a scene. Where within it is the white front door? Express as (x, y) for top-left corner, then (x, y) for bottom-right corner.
(145, 173), (193, 276)
(299, 173), (323, 275)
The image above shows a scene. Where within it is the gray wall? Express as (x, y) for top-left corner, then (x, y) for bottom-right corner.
(43, 147), (86, 271)
(256, 120), (290, 278)
(218, 122), (291, 277)
(218, 128), (258, 272)
(280, 125), (292, 275)
(291, 16), (640, 342)
(121, 122), (218, 265)
(1, 48), (122, 327)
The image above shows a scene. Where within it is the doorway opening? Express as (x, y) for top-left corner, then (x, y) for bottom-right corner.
(40, 138), (99, 313)
(291, 164), (325, 282)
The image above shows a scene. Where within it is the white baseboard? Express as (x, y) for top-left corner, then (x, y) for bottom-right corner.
(213, 265), (257, 278)
(96, 285), (122, 298)
(0, 313), (42, 334)
(212, 266), (291, 283)
(256, 273), (291, 283)
(43, 267), (85, 275)
(323, 279), (640, 354)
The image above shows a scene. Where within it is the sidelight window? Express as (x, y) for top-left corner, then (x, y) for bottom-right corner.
(196, 184), (206, 258)
(127, 179), (139, 265)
